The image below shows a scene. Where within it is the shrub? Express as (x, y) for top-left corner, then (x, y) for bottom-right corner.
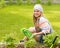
(5, 37), (16, 48)
(47, 0), (52, 5)
(24, 39), (37, 48)
(44, 32), (60, 47)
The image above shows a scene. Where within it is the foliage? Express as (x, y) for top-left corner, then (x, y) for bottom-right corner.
(5, 37), (16, 48)
(0, 0), (5, 8)
(44, 32), (60, 47)
(37, 0), (41, 4)
(0, 0), (42, 6)
(24, 39), (37, 48)
(47, 0), (52, 5)
(2, 33), (17, 48)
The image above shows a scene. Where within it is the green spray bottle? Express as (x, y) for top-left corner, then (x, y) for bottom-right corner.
(21, 28), (34, 39)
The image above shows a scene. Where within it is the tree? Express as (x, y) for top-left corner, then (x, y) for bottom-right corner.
(37, 0), (41, 4)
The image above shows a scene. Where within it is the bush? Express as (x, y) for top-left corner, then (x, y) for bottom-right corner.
(2, 33), (17, 48)
(0, 0), (6, 8)
(24, 39), (37, 48)
(47, 0), (52, 5)
(37, 0), (41, 4)
(5, 37), (16, 48)
(44, 32), (60, 47)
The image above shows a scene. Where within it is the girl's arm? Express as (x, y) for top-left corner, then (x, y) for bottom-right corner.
(37, 21), (50, 35)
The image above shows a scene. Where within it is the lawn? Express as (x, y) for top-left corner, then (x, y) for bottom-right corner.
(0, 4), (60, 43)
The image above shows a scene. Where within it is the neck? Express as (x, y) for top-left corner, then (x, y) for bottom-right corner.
(36, 15), (42, 19)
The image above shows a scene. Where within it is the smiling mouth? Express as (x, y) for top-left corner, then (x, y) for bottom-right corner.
(35, 14), (39, 16)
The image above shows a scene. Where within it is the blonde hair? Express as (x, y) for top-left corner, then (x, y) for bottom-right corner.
(33, 14), (42, 32)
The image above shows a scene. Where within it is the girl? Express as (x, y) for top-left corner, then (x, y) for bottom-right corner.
(21, 4), (53, 43)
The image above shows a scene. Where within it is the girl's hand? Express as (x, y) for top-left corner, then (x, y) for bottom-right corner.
(30, 33), (37, 38)
(33, 33), (37, 36)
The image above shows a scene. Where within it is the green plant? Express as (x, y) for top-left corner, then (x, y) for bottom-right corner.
(24, 39), (37, 48)
(27, 0), (30, 5)
(17, 0), (22, 5)
(44, 32), (60, 47)
(5, 37), (16, 48)
(44, 34), (53, 47)
(47, 0), (52, 5)
(37, 0), (41, 4)
(6, 37), (16, 48)
(3, 34), (17, 48)
(0, 0), (6, 7)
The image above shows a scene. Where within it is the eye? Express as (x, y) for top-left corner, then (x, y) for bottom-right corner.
(34, 10), (39, 12)
(37, 10), (39, 12)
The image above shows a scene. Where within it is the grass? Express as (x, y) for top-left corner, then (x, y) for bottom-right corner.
(0, 4), (60, 43)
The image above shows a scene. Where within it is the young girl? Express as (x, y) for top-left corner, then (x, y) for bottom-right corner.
(21, 4), (53, 43)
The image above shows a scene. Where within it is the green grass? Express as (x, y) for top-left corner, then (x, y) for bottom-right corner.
(0, 4), (60, 42)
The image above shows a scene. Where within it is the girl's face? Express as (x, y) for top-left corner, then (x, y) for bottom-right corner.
(34, 9), (41, 17)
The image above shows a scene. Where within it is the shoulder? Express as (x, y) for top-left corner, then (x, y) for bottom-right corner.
(39, 16), (48, 22)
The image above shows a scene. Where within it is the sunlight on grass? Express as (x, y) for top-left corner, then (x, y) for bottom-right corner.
(52, 22), (60, 27)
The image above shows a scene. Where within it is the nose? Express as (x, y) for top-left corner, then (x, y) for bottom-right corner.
(34, 11), (38, 14)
